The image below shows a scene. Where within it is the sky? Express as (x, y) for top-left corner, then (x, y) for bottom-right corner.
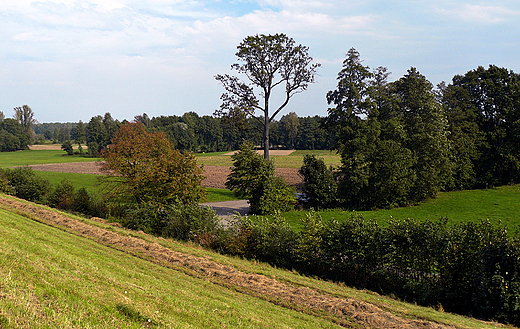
(1, 0), (519, 123)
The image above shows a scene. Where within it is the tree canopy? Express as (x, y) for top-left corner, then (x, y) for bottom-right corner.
(100, 122), (205, 207)
(215, 33), (320, 160)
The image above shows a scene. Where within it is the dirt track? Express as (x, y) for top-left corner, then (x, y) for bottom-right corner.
(0, 194), (457, 329)
(29, 162), (303, 190)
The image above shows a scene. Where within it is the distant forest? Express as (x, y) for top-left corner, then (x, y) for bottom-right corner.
(33, 112), (335, 153)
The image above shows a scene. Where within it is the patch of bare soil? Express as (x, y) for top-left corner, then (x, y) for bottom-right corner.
(203, 165), (302, 189)
(30, 162), (105, 175)
(29, 144), (82, 150)
(30, 163), (303, 190)
(0, 195), (457, 329)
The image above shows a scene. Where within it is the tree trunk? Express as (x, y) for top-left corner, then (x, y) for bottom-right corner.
(264, 112), (270, 160)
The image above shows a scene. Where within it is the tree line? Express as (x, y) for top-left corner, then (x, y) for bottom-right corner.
(32, 112), (334, 154)
(306, 48), (520, 210)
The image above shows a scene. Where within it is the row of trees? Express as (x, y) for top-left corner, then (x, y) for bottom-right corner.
(0, 105), (37, 151)
(314, 48), (520, 210)
(34, 112), (334, 154)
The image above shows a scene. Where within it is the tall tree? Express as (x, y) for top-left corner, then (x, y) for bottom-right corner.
(444, 65), (520, 186)
(13, 105), (36, 145)
(215, 33), (320, 160)
(391, 67), (452, 201)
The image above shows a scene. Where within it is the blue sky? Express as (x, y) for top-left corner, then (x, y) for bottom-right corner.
(1, 0), (519, 123)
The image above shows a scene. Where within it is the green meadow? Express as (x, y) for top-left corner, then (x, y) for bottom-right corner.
(282, 184), (520, 234)
(0, 149), (99, 168)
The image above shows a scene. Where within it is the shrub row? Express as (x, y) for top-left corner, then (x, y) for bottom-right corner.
(1, 166), (105, 217)
(158, 208), (520, 326)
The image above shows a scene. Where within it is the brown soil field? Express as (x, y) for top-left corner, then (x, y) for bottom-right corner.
(0, 194), (457, 329)
(30, 162), (303, 190)
(29, 144), (82, 150)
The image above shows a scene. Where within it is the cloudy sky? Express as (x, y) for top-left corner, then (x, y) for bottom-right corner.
(1, 0), (519, 123)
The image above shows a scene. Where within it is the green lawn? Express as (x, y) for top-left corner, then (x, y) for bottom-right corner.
(0, 149), (99, 168)
(283, 185), (520, 233)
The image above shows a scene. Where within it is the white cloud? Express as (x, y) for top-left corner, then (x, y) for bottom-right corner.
(435, 2), (520, 24)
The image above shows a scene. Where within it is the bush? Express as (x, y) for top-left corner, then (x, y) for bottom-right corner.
(72, 187), (92, 215)
(221, 214), (297, 268)
(227, 141), (295, 215)
(0, 169), (14, 195)
(249, 176), (296, 215)
(123, 201), (220, 241)
(48, 179), (75, 210)
(61, 140), (74, 155)
(298, 154), (337, 208)
(4, 166), (50, 202)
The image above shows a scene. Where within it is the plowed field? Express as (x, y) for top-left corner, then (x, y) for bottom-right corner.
(30, 162), (303, 190)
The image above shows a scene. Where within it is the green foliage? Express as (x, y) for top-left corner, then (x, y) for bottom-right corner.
(3, 166), (50, 202)
(298, 154), (337, 208)
(443, 65), (520, 187)
(0, 118), (28, 151)
(48, 178), (75, 210)
(326, 49), (452, 209)
(123, 201), (220, 241)
(249, 176), (296, 215)
(220, 214), (297, 268)
(226, 141), (295, 215)
(61, 140), (74, 155)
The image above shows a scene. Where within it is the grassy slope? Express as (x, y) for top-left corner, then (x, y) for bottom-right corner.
(0, 198), (505, 329)
(0, 206), (338, 328)
(282, 184), (520, 232)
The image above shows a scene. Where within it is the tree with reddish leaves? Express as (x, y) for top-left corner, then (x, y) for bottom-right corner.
(100, 122), (205, 207)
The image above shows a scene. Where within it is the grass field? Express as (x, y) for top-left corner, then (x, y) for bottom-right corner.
(283, 184), (520, 233)
(0, 196), (504, 329)
(195, 149), (341, 168)
(0, 150), (237, 202)
(0, 149), (99, 168)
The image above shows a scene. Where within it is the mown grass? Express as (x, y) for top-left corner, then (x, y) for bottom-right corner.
(0, 199), (505, 329)
(0, 150), (99, 168)
(0, 206), (341, 328)
(283, 184), (520, 233)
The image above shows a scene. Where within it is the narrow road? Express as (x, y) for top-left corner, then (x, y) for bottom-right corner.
(201, 200), (249, 219)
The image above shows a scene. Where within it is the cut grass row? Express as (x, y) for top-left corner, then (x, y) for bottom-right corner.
(0, 205), (339, 328)
(0, 198), (504, 328)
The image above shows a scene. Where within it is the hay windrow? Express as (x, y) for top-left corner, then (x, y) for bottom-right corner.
(0, 195), (456, 329)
